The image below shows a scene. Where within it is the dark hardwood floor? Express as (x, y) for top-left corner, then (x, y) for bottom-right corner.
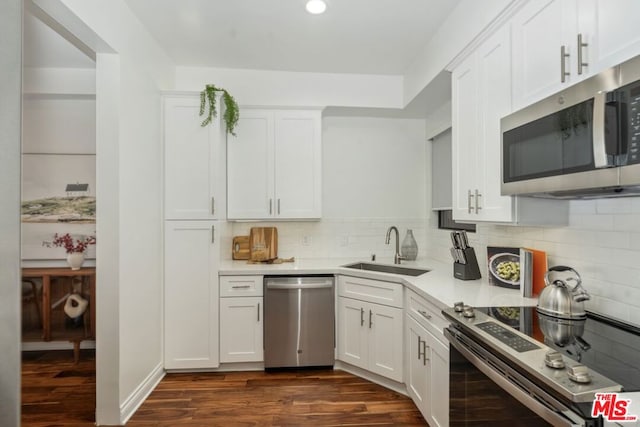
(22, 350), (427, 426)
(22, 349), (96, 427)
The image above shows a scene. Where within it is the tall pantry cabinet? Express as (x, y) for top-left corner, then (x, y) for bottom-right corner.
(162, 93), (226, 369)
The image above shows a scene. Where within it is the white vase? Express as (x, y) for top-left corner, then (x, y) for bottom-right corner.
(66, 252), (85, 270)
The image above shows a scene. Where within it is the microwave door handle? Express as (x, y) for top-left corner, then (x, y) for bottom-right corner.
(592, 92), (613, 168)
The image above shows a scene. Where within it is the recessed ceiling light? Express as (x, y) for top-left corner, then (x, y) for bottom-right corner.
(306, 0), (327, 14)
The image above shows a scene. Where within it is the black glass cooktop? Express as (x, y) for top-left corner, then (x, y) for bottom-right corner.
(477, 306), (640, 392)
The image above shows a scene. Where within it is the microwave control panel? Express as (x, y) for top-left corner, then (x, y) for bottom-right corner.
(629, 85), (640, 164)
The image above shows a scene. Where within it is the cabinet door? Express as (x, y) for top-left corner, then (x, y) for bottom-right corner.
(164, 221), (219, 369)
(476, 25), (514, 222)
(227, 110), (274, 219)
(163, 96), (223, 220)
(427, 332), (450, 427)
(405, 315), (429, 421)
(368, 304), (403, 383)
(337, 297), (368, 370)
(273, 111), (322, 218)
(512, 0), (578, 109)
(452, 53), (480, 221)
(580, 0), (640, 74)
(219, 296), (263, 363)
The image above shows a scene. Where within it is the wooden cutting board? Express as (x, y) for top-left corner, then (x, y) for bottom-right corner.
(232, 236), (250, 260)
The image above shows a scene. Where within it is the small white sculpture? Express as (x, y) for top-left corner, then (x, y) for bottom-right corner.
(64, 293), (88, 319)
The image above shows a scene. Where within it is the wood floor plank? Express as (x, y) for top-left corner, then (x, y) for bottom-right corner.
(22, 350), (428, 426)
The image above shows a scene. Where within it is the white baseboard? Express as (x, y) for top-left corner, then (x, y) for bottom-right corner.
(165, 361), (265, 374)
(22, 340), (96, 351)
(120, 362), (165, 425)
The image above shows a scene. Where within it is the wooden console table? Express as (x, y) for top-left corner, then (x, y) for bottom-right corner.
(22, 267), (96, 355)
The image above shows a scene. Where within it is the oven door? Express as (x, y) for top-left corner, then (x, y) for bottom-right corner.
(445, 327), (593, 427)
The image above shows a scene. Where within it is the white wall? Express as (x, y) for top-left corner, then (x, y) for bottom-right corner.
(23, 67), (95, 95)
(32, 0), (175, 423)
(403, 0), (513, 104)
(232, 117), (428, 262)
(425, 199), (640, 327)
(0, 1), (22, 425)
(175, 66), (403, 109)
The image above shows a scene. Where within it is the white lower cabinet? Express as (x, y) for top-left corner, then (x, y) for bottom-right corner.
(219, 296), (263, 363)
(337, 296), (403, 382)
(404, 290), (449, 427)
(219, 275), (263, 363)
(164, 221), (219, 369)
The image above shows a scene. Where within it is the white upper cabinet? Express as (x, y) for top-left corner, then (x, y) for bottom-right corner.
(227, 110), (274, 219)
(512, 0), (578, 109)
(163, 94), (226, 220)
(227, 109), (321, 220)
(578, 0), (640, 76)
(273, 111), (322, 218)
(453, 25), (514, 222)
(513, 0), (640, 110)
(452, 17), (569, 225)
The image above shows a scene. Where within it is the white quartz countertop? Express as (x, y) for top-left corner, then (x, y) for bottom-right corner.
(219, 257), (538, 311)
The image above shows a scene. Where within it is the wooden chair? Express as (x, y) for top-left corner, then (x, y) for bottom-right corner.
(22, 279), (42, 328)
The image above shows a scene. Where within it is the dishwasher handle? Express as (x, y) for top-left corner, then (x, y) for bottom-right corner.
(265, 280), (334, 290)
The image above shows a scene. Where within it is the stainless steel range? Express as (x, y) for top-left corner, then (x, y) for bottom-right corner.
(443, 303), (640, 426)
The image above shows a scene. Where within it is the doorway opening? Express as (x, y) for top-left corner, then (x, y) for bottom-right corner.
(20, 7), (97, 426)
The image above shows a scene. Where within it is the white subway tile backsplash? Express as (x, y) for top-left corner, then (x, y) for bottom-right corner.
(579, 214), (615, 231)
(570, 200), (597, 214)
(425, 198), (640, 327)
(596, 198), (633, 214)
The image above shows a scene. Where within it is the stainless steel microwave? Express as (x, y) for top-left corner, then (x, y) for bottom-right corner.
(501, 54), (640, 199)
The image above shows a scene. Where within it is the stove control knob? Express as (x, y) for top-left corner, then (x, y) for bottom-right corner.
(453, 302), (465, 313)
(462, 306), (475, 318)
(568, 365), (592, 384)
(544, 351), (565, 369)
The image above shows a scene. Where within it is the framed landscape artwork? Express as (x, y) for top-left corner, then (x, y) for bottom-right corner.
(21, 153), (96, 260)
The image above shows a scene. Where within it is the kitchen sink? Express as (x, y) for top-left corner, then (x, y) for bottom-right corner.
(342, 262), (430, 277)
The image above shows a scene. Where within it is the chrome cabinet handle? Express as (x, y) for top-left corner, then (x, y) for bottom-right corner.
(474, 189), (482, 213)
(277, 199), (281, 215)
(422, 340), (429, 365)
(369, 309), (373, 329)
(211, 197), (215, 215)
(257, 302), (260, 322)
(467, 190), (473, 214)
(418, 310), (432, 320)
(269, 198), (273, 215)
(417, 336), (424, 360)
(211, 225), (215, 243)
(231, 285), (251, 289)
(577, 33), (588, 75)
(560, 45), (570, 83)
(360, 307), (364, 327)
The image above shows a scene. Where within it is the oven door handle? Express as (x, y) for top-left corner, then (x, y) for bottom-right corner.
(444, 327), (585, 427)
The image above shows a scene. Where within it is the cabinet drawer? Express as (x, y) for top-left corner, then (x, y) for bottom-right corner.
(405, 290), (449, 341)
(338, 275), (403, 308)
(220, 275), (263, 297)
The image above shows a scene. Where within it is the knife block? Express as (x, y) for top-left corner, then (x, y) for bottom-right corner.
(453, 247), (482, 280)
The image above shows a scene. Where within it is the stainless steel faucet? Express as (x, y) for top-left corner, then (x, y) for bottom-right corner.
(385, 226), (405, 265)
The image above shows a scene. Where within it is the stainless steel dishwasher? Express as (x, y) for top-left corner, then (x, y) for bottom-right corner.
(264, 275), (335, 368)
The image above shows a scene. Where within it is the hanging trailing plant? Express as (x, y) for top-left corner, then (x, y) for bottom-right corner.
(199, 84), (240, 136)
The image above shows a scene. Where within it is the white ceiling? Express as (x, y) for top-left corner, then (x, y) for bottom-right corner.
(23, 1), (457, 116)
(124, 0), (461, 75)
